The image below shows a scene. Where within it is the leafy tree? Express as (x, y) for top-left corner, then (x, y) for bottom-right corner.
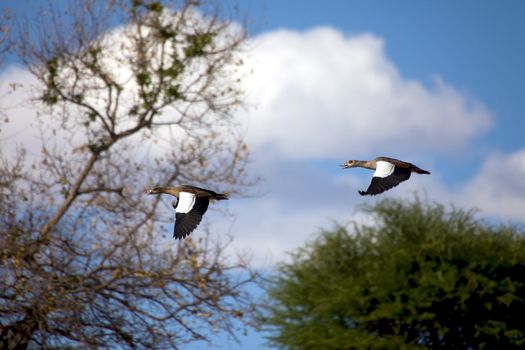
(0, 1), (256, 348)
(263, 198), (525, 350)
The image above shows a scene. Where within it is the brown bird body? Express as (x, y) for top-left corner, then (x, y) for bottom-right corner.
(341, 156), (430, 195)
(148, 185), (228, 239)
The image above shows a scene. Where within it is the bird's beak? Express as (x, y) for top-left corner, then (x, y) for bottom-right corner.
(340, 162), (350, 169)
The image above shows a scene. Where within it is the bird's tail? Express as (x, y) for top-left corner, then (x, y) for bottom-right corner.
(213, 192), (229, 200)
(413, 166), (430, 175)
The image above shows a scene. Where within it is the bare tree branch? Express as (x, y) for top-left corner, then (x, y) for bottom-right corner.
(1, 1), (258, 349)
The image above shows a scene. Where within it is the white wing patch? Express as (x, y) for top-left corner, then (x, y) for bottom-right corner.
(176, 192), (196, 214)
(373, 161), (395, 178)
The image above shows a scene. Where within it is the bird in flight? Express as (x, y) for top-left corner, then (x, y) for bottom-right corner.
(341, 156), (430, 195)
(148, 185), (229, 239)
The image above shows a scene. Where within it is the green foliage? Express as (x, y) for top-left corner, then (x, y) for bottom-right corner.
(131, 0), (164, 18)
(145, 2), (163, 13)
(42, 57), (60, 105)
(264, 198), (525, 350)
(41, 90), (58, 106)
(165, 84), (181, 99)
(159, 56), (183, 79)
(184, 32), (215, 58)
(136, 71), (151, 86)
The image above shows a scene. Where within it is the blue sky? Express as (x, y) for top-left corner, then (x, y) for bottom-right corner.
(2, 1), (525, 349)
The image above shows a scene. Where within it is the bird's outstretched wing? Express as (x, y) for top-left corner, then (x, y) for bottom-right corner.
(173, 192), (210, 239)
(359, 161), (411, 196)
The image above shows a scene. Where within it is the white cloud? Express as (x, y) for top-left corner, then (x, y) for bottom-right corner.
(242, 27), (491, 159)
(0, 65), (41, 156)
(459, 149), (525, 221)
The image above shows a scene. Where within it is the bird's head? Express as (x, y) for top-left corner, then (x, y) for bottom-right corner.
(148, 187), (163, 195)
(340, 160), (357, 169)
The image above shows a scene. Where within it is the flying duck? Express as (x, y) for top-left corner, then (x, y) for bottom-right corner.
(148, 185), (229, 239)
(340, 156), (430, 196)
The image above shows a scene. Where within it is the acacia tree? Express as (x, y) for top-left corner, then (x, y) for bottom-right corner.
(264, 198), (525, 350)
(0, 1), (256, 348)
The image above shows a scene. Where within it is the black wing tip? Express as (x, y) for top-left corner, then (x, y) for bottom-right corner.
(173, 224), (197, 240)
(359, 190), (380, 196)
(173, 227), (189, 239)
(173, 225), (195, 239)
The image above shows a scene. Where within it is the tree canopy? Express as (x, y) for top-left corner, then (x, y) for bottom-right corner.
(264, 198), (525, 350)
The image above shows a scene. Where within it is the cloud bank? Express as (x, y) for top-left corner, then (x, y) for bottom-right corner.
(460, 150), (525, 221)
(242, 27), (491, 159)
